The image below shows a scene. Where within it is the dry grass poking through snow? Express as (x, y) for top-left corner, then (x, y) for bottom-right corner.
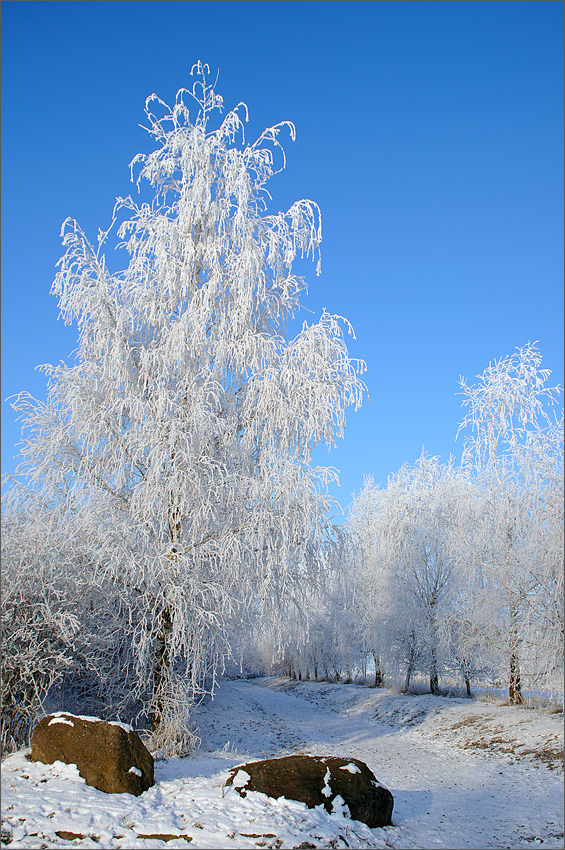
(368, 690), (564, 772)
(434, 709), (564, 769)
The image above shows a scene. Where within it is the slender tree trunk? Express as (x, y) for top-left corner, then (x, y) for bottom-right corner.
(403, 661), (413, 693)
(429, 645), (440, 695)
(509, 652), (522, 704)
(428, 607), (440, 695)
(345, 654), (351, 684)
(372, 650), (383, 687)
(509, 604), (522, 704)
(151, 498), (181, 732)
(151, 607), (173, 732)
(314, 664), (318, 680)
(403, 631), (416, 693)
(464, 671), (471, 697)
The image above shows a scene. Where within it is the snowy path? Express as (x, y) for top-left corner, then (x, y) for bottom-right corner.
(195, 678), (564, 849)
(1, 677), (563, 849)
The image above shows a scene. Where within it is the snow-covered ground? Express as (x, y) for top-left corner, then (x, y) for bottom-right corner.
(1, 677), (563, 849)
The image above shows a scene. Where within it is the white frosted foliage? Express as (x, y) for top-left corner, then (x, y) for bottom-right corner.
(342, 343), (562, 700)
(4, 63), (366, 755)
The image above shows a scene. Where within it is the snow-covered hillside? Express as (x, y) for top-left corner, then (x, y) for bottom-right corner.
(1, 677), (563, 849)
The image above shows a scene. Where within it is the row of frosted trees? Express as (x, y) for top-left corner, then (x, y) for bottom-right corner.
(267, 344), (563, 704)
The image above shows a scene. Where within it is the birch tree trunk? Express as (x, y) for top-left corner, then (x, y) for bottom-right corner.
(151, 607), (173, 732)
(508, 602), (523, 705)
(429, 608), (440, 695)
(372, 650), (383, 687)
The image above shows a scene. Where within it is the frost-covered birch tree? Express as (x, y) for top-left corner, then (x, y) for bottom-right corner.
(347, 454), (475, 694)
(513, 415), (564, 687)
(5, 63), (365, 754)
(388, 454), (470, 694)
(346, 476), (394, 686)
(457, 343), (563, 703)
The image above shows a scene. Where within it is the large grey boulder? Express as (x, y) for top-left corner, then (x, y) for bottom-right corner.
(29, 712), (154, 795)
(226, 755), (393, 827)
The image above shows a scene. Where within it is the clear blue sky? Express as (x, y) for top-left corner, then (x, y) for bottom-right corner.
(2, 1), (563, 515)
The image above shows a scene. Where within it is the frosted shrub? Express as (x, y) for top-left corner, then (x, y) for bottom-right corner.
(1, 501), (79, 752)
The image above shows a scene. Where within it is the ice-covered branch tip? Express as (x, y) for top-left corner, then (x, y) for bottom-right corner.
(456, 342), (562, 462)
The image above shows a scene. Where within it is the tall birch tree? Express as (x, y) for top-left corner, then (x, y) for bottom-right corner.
(5, 63), (365, 754)
(457, 342), (562, 703)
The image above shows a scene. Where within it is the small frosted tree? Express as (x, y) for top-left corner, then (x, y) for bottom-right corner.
(348, 454), (470, 694)
(6, 63), (365, 753)
(346, 476), (392, 686)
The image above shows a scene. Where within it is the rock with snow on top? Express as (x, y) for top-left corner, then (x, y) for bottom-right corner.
(225, 754), (393, 828)
(29, 712), (154, 795)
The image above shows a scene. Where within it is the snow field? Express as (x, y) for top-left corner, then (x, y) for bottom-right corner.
(1, 677), (563, 849)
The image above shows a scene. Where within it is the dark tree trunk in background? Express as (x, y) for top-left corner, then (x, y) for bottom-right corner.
(403, 662), (413, 693)
(429, 608), (440, 695)
(464, 672), (472, 697)
(508, 604), (523, 705)
(430, 645), (440, 695)
(402, 630), (417, 693)
(372, 651), (383, 687)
